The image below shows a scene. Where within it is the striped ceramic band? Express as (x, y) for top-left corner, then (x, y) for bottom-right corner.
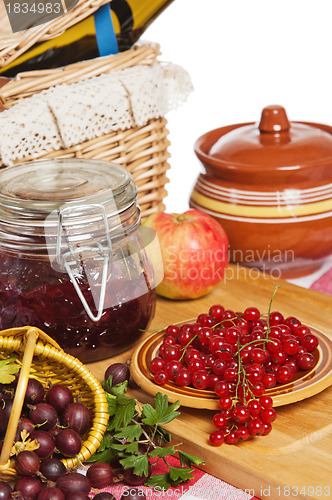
(190, 178), (332, 223)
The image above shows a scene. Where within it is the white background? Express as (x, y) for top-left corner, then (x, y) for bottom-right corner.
(144, 0), (332, 214)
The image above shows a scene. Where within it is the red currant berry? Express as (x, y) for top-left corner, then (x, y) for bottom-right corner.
(251, 382), (266, 398)
(204, 354), (217, 369)
(261, 407), (277, 424)
(267, 338), (282, 353)
(209, 373), (222, 389)
(192, 370), (210, 390)
(249, 330), (266, 346)
(235, 426), (250, 441)
(223, 367), (237, 383)
(259, 395), (273, 408)
(269, 311), (284, 326)
(232, 405), (250, 424)
(234, 317), (250, 333)
(216, 343), (236, 361)
(166, 325), (181, 338)
(198, 327), (213, 345)
(284, 316), (302, 333)
(248, 417), (265, 436)
(212, 413), (229, 429)
(247, 399), (262, 416)
(163, 336), (176, 346)
(262, 372), (276, 389)
(293, 324), (311, 339)
(158, 344), (167, 358)
(301, 334), (319, 352)
(219, 396), (233, 410)
(209, 304), (225, 323)
(246, 371), (263, 385)
(209, 336), (225, 355)
(224, 327), (241, 345)
(250, 348), (267, 364)
(178, 330), (195, 346)
(184, 349), (201, 364)
(225, 431), (239, 444)
(174, 368), (192, 387)
(250, 319), (266, 329)
(154, 371), (169, 386)
(269, 326), (283, 340)
(209, 430), (225, 446)
(150, 357), (166, 374)
(197, 314), (214, 327)
(243, 307), (260, 322)
(165, 360), (183, 380)
(212, 359), (228, 376)
(262, 422), (273, 435)
(270, 350), (287, 365)
(296, 352), (315, 370)
(220, 310), (237, 327)
(214, 381), (230, 397)
(279, 324), (292, 336)
(187, 357), (205, 373)
(282, 337), (300, 355)
(276, 365), (293, 384)
(164, 345), (182, 362)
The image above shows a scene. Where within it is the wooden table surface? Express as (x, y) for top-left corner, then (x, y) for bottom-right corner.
(87, 265), (332, 500)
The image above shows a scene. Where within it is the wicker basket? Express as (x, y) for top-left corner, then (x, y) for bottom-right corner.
(0, 326), (109, 481)
(0, 44), (171, 220)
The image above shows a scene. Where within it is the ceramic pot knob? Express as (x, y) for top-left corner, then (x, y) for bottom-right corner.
(258, 105), (290, 133)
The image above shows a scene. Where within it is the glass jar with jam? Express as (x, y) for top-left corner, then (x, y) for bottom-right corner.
(0, 159), (158, 363)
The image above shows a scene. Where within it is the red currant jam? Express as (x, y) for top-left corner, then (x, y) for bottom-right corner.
(0, 252), (156, 363)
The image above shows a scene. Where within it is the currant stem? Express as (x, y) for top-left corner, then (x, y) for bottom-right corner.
(179, 334), (198, 362)
(264, 285), (279, 350)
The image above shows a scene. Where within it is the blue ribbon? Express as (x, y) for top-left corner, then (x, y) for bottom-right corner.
(94, 3), (119, 56)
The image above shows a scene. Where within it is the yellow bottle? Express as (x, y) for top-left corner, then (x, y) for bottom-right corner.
(1, 0), (174, 75)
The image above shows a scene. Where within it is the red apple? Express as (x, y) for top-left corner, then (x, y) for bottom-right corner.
(142, 209), (229, 299)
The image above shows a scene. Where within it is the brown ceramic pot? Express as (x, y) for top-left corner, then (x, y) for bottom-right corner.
(190, 105), (332, 278)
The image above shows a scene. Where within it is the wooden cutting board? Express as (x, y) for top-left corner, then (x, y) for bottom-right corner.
(87, 265), (332, 500)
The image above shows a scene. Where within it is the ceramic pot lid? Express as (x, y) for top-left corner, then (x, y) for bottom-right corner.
(208, 105), (332, 168)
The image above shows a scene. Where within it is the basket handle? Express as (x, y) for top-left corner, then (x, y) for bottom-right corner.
(0, 328), (38, 471)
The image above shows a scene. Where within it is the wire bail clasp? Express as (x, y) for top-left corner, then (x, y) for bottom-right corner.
(56, 203), (112, 322)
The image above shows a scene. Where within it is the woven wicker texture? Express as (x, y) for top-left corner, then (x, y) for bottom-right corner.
(0, 44), (171, 219)
(0, 0), (110, 68)
(0, 326), (108, 480)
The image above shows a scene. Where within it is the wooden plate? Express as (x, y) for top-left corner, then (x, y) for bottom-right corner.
(130, 323), (332, 409)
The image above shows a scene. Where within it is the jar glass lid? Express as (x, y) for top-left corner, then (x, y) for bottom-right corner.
(0, 159), (136, 213)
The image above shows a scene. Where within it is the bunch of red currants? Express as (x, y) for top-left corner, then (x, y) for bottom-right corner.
(149, 304), (318, 446)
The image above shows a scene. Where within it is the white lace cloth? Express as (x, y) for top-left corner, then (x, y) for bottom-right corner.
(0, 61), (193, 166)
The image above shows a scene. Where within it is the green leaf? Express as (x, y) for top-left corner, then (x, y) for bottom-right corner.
(141, 393), (180, 426)
(140, 403), (156, 425)
(148, 445), (176, 459)
(169, 466), (194, 483)
(178, 450), (206, 468)
(155, 393), (181, 425)
(105, 392), (117, 417)
(108, 394), (136, 431)
(145, 474), (172, 490)
(112, 441), (139, 454)
(120, 453), (149, 476)
(113, 424), (142, 442)
(109, 380), (128, 397)
(156, 425), (171, 444)
(0, 357), (20, 384)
